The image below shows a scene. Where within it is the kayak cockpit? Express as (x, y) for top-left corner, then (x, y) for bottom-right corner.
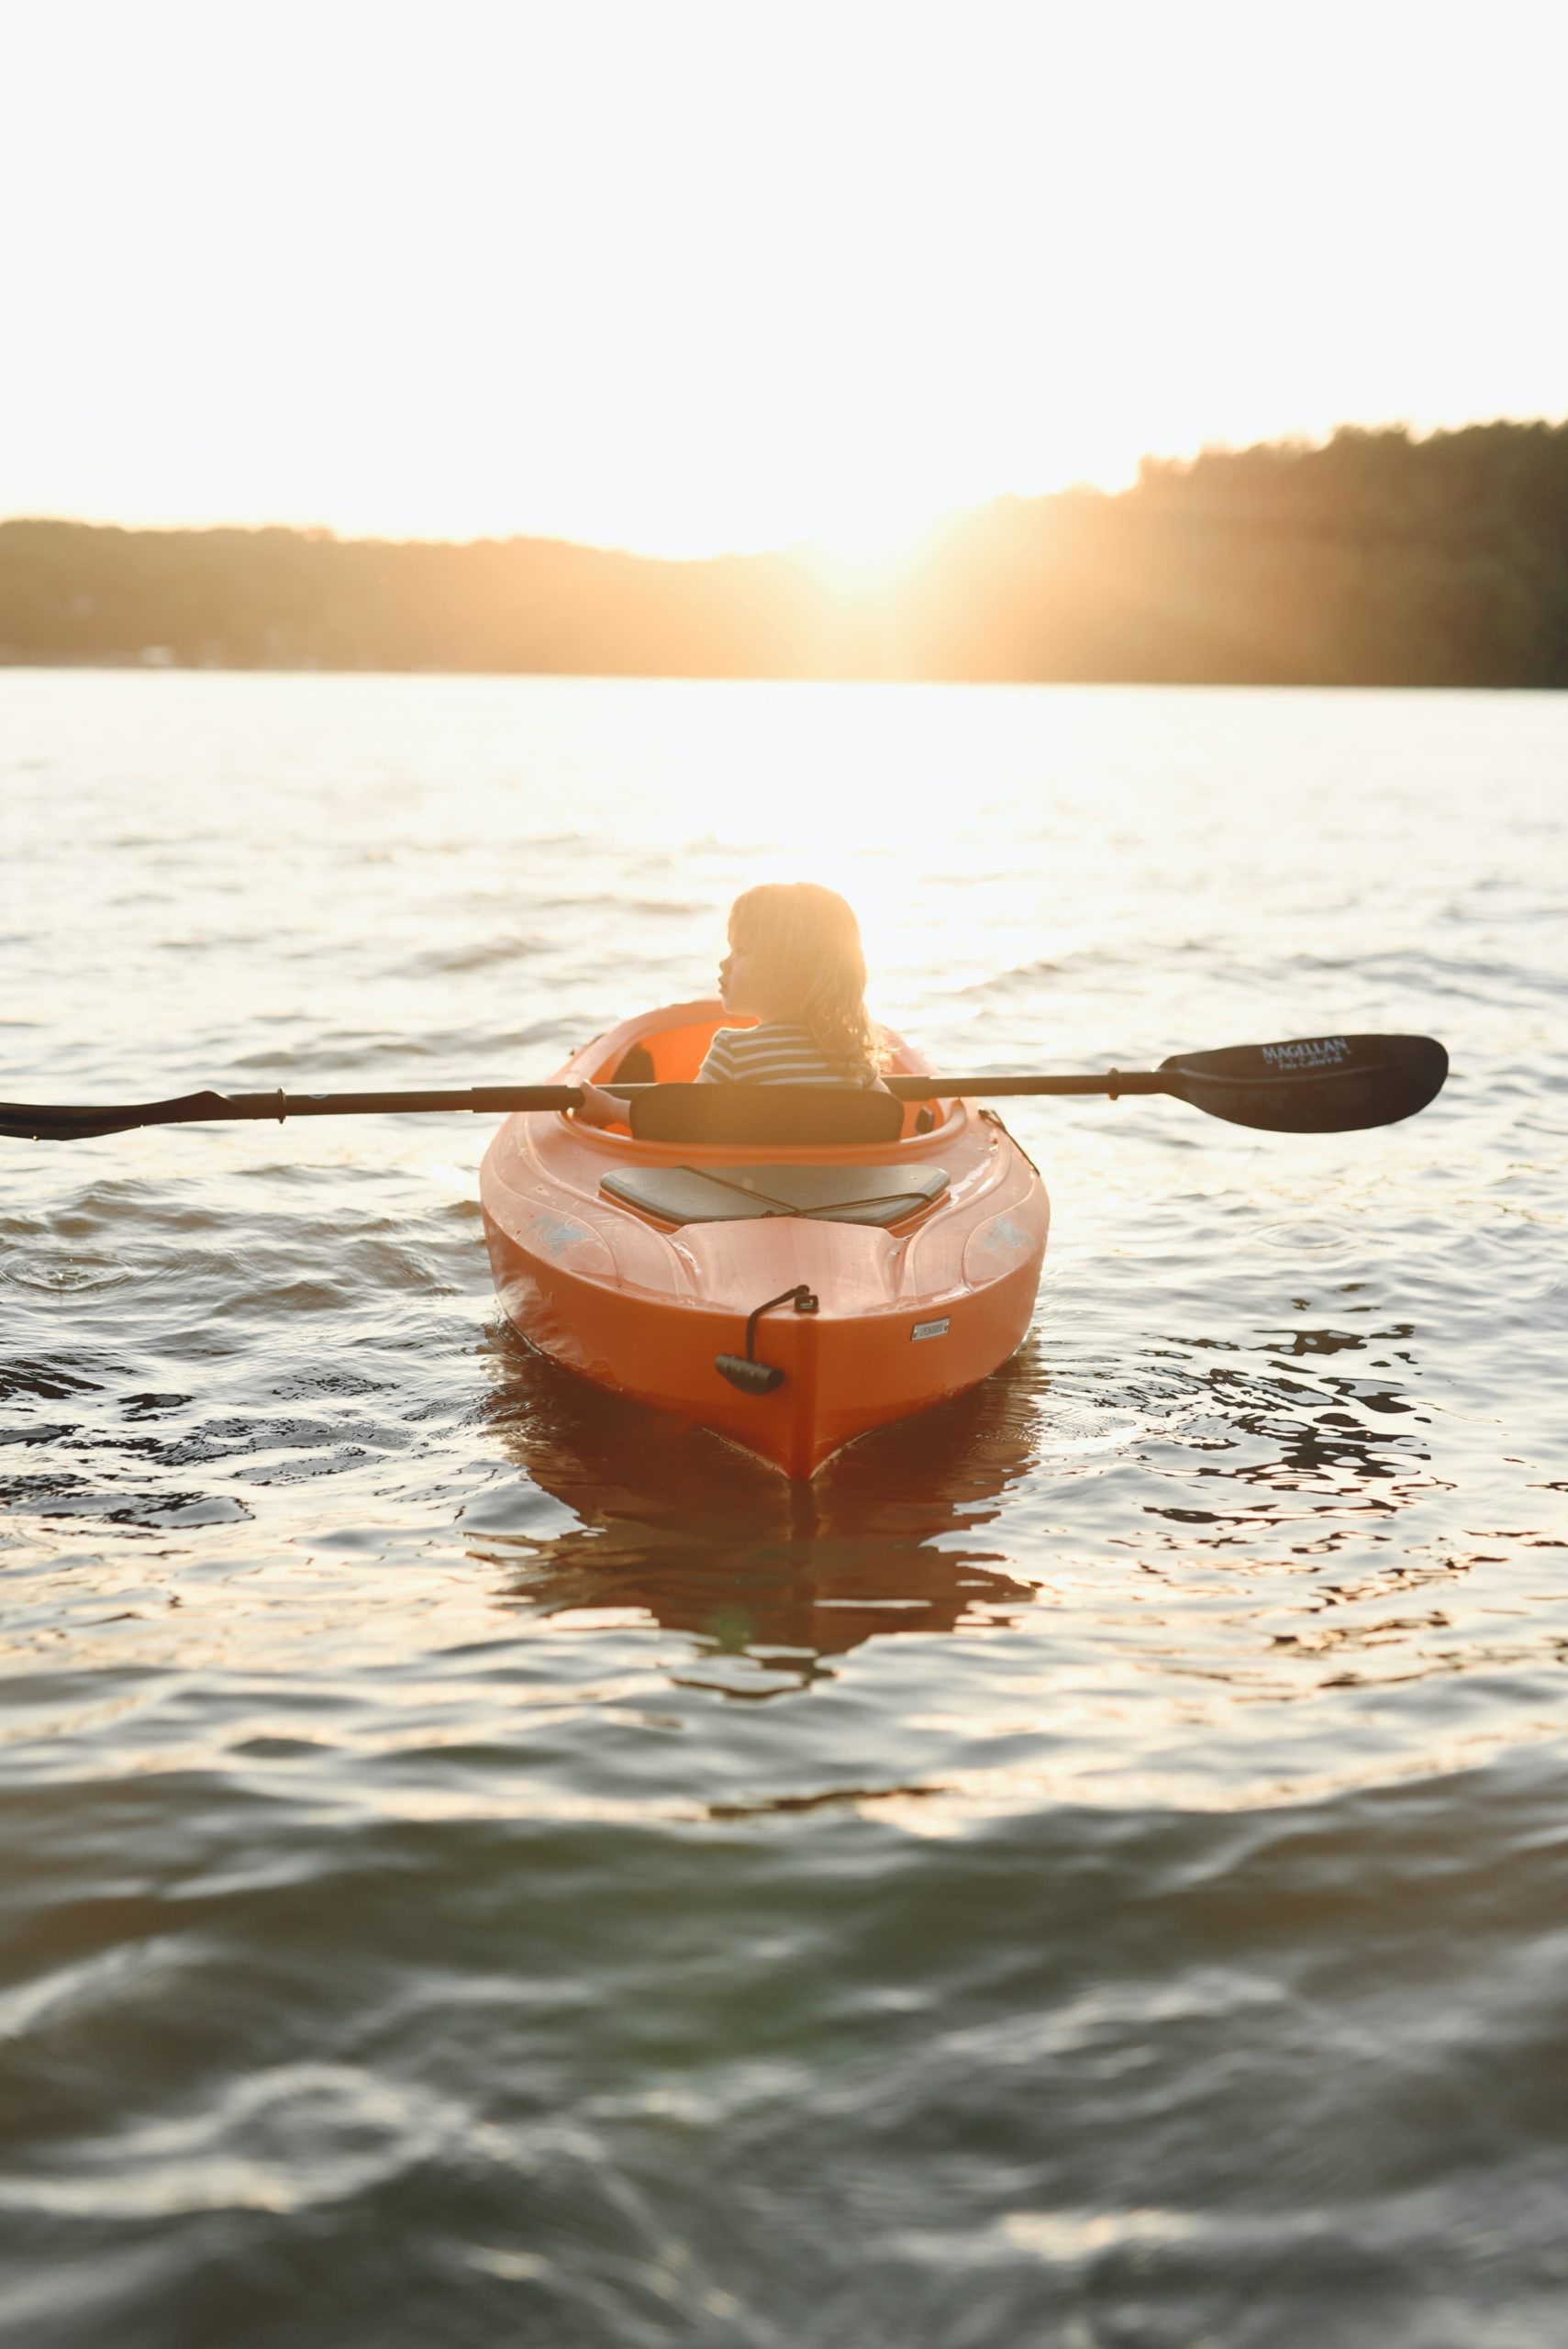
(583, 999), (961, 1148)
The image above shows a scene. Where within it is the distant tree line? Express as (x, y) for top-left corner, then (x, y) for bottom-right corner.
(4, 421), (1565, 686)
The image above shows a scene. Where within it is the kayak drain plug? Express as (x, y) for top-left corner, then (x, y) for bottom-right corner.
(716, 1284), (818, 1396)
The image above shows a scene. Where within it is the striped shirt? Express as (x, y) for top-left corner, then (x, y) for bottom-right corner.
(698, 1022), (877, 1087)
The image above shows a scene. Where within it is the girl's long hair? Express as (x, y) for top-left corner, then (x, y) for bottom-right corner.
(728, 883), (882, 1077)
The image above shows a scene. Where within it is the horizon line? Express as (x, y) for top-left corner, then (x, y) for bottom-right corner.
(5, 410), (1564, 566)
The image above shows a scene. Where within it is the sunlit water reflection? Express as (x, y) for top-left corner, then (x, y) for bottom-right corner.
(2, 674), (1565, 2346)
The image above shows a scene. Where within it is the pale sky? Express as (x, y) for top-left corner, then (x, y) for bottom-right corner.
(6, 0), (1564, 557)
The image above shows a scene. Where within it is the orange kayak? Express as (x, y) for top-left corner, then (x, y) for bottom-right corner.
(479, 999), (1050, 1480)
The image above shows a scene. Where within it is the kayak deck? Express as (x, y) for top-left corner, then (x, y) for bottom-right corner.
(479, 1000), (1050, 1479)
(599, 1158), (951, 1227)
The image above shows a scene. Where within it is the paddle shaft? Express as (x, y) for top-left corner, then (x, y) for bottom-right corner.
(0, 1071), (1171, 1141)
(886, 1073), (1169, 1100)
(231, 1074), (1171, 1111)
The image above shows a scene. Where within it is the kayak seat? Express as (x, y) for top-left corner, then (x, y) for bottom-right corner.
(628, 1084), (904, 1146)
(600, 1161), (951, 1230)
(610, 1042), (658, 1085)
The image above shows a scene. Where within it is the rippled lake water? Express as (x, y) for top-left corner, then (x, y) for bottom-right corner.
(3, 671), (1565, 2347)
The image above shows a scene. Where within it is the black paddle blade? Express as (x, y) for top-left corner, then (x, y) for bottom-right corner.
(0, 1091), (237, 1142)
(1161, 1034), (1448, 1133)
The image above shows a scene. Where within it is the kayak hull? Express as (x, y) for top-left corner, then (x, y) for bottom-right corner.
(480, 1001), (1049, 1480)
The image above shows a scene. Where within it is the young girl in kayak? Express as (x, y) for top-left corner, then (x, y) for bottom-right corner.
(575, 882), (883, 1125)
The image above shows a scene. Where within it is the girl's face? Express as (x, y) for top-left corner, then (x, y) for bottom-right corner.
(718, 928), (769, 1017)
(717, 930), (753, 1013)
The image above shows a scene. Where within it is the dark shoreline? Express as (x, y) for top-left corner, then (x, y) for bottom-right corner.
(6, 418), (1568, 687)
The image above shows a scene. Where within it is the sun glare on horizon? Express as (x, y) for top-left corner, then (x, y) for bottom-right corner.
(791, 506), (956, 590)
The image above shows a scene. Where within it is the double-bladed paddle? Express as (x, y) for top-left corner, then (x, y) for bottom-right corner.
(0, 1033), (1446, 1143)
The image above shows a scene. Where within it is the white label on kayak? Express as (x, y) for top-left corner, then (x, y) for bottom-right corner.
(911, 1317), (951, 1341)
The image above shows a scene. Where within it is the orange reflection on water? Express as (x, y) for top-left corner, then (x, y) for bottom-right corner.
(469, 1329), (1050, 1693)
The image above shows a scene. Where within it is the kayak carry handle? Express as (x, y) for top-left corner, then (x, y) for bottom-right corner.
(716, 1283), (818, 1396)
(715, 1354), (785, 1396)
